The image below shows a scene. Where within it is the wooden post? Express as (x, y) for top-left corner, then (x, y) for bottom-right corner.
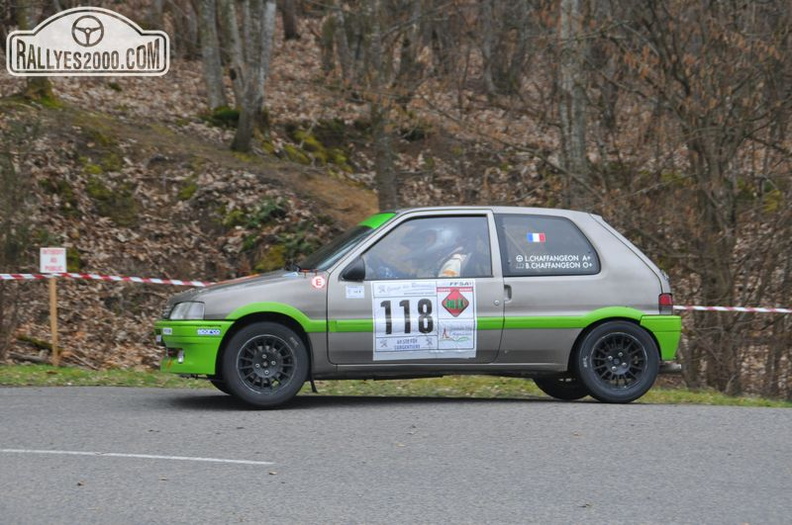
(40, 247), (66, 366)
(49, 277), (59, 367)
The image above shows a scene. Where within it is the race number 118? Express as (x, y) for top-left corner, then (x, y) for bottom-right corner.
(378, 298), (434, 335)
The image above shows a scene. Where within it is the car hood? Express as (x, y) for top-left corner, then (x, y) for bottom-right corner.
(165, 271), (316, 309)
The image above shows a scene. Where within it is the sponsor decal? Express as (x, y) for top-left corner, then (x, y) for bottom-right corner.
(442, 288), (469, 317)
(311, 275), (327, 289)
(162, 327), (173, 335)
(7, 6), (169, 76)
(346, 284), (365, 299)
(196, 328), (221, 336)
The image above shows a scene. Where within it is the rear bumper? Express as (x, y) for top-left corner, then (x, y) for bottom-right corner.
(640, 315), (682, 360)
(659, 361), (683, 374)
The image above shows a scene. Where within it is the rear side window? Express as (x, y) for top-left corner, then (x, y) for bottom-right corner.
(495, 214), (600, 276)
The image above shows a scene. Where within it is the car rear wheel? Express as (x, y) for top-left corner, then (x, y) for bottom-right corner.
(221, 322), (309, 408)
(534, 375), (589, 401)
(574, 321), (659, 404)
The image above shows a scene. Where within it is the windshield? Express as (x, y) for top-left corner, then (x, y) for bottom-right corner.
(298, 225), (376, 271)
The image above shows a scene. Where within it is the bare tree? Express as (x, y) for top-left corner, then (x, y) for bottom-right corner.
(368, 0), (398, 210)
(280, 0), (300, 41)
(169, 0), (201, 59)
(393, 0), (425, 107)
(0, 118), (36, 361)
(231, 0), (277, 152)
(198, 0), (228, 109)
(16, 0), (53, 101)
(598, 0), (792, 395)
(319, 0), (367, 89)
(557, 0), (590, 209)
(218, 0), (245, 105)
(146, 0), (166, 31)
(479, 0), (535, 97)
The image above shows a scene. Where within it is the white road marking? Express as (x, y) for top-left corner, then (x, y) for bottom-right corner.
(0, 448), (273, 466)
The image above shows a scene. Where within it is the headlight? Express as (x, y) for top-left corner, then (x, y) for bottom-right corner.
(168, 301), (205, 320)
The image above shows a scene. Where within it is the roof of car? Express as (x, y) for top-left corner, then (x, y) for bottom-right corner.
(387, 206), (598, 220)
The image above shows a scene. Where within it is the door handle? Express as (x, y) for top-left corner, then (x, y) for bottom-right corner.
(504, 284), (512, 303)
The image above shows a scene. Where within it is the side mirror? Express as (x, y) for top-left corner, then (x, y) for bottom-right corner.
(341, 257), (366, 282)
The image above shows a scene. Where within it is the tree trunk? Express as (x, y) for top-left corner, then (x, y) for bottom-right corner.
(319, 10), (336, 74)
(218, 0), (245, 107)
(369, 0), (398, 210)
(558, 0), (590, 209)
(0, 119), (35, 361)
(333, 5), (356, 87)
(170, 0), (201, 59)
(280, 0), (300, 40)
(17, 0), (53, 102)
(147, 0), (165, 30)
(480, 0), (497, 97)
(231, 0), (277, 152)
(686, 127), (741, 394)
(393, 0), (423, 107)
(505, 2), (532, 95)
(198, 0), (228, 109)
(371, 103), (398, 210)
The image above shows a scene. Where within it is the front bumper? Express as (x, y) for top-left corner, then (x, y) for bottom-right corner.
(155, 320), (233, 375)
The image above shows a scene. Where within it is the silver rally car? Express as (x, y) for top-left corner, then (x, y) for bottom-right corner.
(156, 206), (681, 407)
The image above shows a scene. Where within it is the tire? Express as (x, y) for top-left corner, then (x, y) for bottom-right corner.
(208, 376), (232, 395)
(534, 375), (589, 401)
(221, 322), (309, 408)
(574, 321), (659, 404)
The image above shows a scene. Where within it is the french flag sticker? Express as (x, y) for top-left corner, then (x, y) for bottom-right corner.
(527, 232), (546, 243)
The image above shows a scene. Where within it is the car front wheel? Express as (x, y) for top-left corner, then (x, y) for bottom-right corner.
(208, 375), (232, 395)
(221, 322), (309, 408)
(574, 321), (659, 404)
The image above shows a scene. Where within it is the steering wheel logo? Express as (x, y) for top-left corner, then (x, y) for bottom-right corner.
(71, 15), (104, 47)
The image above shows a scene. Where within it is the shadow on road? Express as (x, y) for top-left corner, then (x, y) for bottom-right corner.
(161, 391), (576, 411)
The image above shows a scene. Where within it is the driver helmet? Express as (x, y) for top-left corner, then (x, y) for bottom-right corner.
(401, 221), (465, 262)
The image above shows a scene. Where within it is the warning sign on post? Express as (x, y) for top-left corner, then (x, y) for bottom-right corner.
(40, 247), (67, 273)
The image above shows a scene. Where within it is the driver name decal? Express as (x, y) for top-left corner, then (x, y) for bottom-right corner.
(371, 280), (476, 361)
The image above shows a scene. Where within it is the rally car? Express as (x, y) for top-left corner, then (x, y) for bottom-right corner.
(155, 206), (681, 407)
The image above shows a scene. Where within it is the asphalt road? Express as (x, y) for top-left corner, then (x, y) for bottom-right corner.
(0, 387), (790, 525)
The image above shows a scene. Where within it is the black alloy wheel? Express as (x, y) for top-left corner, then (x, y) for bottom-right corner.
(574, 321), (659, 403)
(221, 322), (309, 408)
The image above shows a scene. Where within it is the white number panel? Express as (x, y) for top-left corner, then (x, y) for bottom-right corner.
(371, 280), (476, 361)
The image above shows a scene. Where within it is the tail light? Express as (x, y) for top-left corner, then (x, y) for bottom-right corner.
(659, 293), (674, 315)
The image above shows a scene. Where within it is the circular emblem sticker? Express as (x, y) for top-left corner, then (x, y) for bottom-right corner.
(311, 275), (327, 289)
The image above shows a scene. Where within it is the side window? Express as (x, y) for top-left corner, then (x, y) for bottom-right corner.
(362, 216), (492, 280)
(495, 214), (600, 276)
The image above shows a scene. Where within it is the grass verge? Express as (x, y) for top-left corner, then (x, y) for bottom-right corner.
(1, 364), (789, 407)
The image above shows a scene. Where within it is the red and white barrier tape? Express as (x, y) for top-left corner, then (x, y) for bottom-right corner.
(674, 305), (791, 314)
(1, 273), (790, 313)
(0, 272), (213, 287)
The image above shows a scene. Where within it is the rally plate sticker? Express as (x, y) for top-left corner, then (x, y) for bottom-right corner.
(371, 280), (476, 361)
